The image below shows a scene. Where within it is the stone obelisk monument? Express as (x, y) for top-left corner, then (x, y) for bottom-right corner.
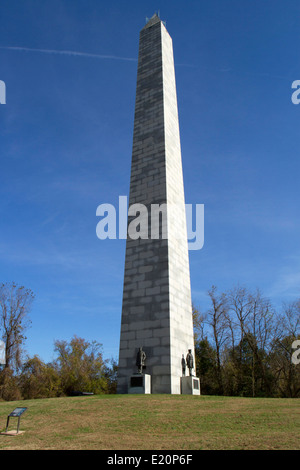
(117, 14), (197, 394)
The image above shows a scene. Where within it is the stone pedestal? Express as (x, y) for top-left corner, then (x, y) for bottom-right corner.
(128, 374), (151, 394)
(181, 376), (200, 395)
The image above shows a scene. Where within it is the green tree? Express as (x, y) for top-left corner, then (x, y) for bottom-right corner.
(268, 301), (300, 397)
(195, 338), (219, 395)
(269, 335), (300, 398)
(53, 335), (108, 395)
(0, 368), (22, 401)
(20, 355), (62, 399)
(104, 358), (118, 394)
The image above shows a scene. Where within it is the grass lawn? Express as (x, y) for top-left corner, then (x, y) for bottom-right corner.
(0, 394), (298, 450)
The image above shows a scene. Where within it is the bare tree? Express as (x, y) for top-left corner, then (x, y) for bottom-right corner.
(227, 285), (253, 342)
(280, 300), (300, 338)
(226, 285), (254, 394)
(0, 282), (34, 371)
(245, 289), (276, 396)
(206, 286), (228, 394)
(192, 303), (206, 343)
(269, 301), (300, 397)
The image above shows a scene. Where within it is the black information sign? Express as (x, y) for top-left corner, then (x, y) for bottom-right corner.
(6, 407), (27, 433)
(9, 407), (27, 417)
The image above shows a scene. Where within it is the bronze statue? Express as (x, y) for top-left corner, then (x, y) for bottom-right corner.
(181, 354), (186, 376)
(186, 349), (194, 376)
(136, 347), (146, 374)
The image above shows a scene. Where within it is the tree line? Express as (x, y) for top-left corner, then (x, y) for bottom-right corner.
(0, 281), (299, 401)
(193, 285), (300, 398)
(0, 282), (117, 401)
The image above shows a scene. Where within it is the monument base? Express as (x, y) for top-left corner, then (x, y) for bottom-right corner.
(0, 430), (25, 436)
(181, 376), (200, 395)
(128, 374), (151, 394)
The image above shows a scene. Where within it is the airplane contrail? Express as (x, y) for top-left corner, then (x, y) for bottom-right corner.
(0, 45), (197, 69)
(0, 45), (137, 62)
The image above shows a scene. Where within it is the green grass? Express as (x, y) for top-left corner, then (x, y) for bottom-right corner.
(0, 394), (298, 450)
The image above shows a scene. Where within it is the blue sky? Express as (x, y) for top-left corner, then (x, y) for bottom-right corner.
(1, 0), (300, 364)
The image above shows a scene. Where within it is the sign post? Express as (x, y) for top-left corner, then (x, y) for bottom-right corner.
(5, 408), (27, 434)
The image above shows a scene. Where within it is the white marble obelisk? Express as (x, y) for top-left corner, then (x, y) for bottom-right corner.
(117, 14), (195, 394)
